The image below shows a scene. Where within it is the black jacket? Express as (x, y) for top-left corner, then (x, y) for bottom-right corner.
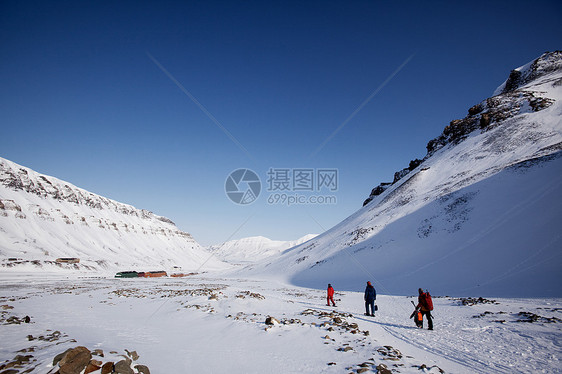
(364, 285), (376, 302)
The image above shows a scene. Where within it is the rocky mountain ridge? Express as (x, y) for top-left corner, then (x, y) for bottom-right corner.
(0, 157), (225, 273)
(364, 51), (561, 206)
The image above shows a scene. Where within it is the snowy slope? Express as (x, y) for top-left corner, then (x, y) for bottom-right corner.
(241, 51), (562, 297)
(208, 234), (317, 264)
(0, 157), (227, 273)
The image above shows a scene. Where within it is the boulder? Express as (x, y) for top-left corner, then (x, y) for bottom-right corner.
(114, 358), (134, 374)
(134, 364), (151, 374)
(53, 349), (73, 366)
(58, 346), (92, 374)
(265, 316), (279, 325)
(101, 361), (114, 374)
(84, 359), (103, 374)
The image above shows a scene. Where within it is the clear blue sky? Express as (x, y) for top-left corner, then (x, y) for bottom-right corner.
(1, 1), (561, 245)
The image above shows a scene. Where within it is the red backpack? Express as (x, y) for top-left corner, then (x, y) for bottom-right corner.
(422, 291), (434, 311)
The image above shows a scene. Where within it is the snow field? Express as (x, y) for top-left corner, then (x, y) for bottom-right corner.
(1, 275), (561, 373)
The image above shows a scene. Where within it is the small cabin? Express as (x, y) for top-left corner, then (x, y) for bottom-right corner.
(56, 258), (80, 264)
(145, 271), (167, 278)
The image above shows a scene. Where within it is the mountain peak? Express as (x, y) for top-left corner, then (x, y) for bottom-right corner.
(494, 50), (562, 95)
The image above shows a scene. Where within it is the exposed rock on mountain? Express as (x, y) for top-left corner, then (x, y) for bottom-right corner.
(0, 158), (226, 273)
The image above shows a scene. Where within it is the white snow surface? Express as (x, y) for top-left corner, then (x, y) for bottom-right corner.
(238, 52), (562, 298)
(0, 274), (560, 373)
(0, 157), (228, 274)
(208, 234), (317, 264)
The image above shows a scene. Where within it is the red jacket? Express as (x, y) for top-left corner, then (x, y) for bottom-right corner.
(418, 293), (429, 311)
(327, 286), (334, 297)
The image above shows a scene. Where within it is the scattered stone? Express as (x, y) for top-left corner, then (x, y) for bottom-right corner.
(135, 364), (151, 374)
(357, 368), (369, 373)
(125, 349), (139, 361)
(58, 346), (92, 374)
(114, 358), (134, 374)
(377, 346), (402, 361)
(53, 348), (73, 366)
(459, 297), (498, 306)
(101, 361), (114, 374)
(5, 316), (30, 325)
(376, 363), (392, 374)
(338, 346), (353, 352)
(516, 311), (561, 323)
(265, 316), (280, 325)
(85, 359), (103, 374)
(327, 362), (337, 366)
(92, 349), (104, 357)
(2, 354), (33, 369)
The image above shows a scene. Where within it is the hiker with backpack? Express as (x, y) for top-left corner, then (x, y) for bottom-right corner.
(327, 284), (336, 307)
(416, 288), (434, 330)
(410, 301), (423, 328)
(364, 281), (376, 316)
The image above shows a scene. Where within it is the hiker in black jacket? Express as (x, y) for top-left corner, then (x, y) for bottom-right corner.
(364, 281), (376, 316)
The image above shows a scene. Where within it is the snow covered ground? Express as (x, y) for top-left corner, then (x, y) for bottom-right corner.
(1, 273), (560, 373)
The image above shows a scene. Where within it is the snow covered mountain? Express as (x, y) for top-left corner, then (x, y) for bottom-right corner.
(242, 51), (562, 297)
(0, 157), (227, 273)
(208, 234), (317, 264)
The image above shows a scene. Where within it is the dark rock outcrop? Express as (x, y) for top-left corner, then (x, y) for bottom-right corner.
(363, 51), (561, 207)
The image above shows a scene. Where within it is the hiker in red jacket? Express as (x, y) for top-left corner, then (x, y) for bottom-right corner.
(416, 288), (434, 330)
(327, 284), (336, 307)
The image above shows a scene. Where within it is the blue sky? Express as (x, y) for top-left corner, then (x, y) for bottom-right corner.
(1, 1), (561, 245)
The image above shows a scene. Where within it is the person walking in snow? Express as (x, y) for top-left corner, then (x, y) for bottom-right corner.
(364, 281), (376, 316)
(416, 288), (434, 330)
(327, 284), (336, 307)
